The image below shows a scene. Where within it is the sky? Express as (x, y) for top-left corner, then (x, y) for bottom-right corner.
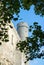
(12, 5), (44, 65)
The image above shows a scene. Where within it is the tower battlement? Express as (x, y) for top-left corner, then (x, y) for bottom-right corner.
(17, 22), (29, 41)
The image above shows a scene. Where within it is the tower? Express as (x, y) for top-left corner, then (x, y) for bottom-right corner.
(0, 21), (29, 65)
(17, 22), (29, 65)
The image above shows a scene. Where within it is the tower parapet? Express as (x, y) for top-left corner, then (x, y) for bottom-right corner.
(17, 22), (29, 41)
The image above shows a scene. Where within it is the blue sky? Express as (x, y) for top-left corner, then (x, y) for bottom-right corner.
(12, 5), (44, 65)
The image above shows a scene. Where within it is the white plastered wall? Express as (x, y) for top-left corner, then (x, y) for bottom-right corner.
(0, 22), (22, 65)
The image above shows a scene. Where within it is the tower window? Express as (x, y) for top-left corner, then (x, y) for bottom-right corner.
(0, 42), (2, 45)
(11, 35), (13, 45)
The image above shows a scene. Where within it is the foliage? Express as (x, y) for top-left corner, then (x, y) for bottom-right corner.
(0, 0), (21, 21)
(20, 0), (44, 16)
(0, 21), (9, 43)
(0, 0), (44, 22)
(17, 22), (44, 62)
